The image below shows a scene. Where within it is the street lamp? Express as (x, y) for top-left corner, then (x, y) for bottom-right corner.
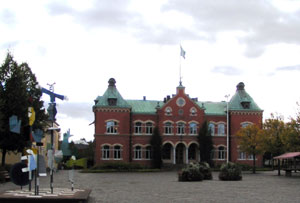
(225, 94), (230, 164)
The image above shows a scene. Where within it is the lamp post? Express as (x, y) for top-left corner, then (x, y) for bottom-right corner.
(225, 94), (230, 164)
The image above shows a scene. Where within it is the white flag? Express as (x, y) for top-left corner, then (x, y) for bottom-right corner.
(180, 46), (186, 59)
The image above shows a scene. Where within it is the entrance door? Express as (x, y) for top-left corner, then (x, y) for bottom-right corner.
(176, 144), (184, 164)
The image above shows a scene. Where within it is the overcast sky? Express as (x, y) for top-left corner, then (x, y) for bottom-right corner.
(1, 0), (300, 141)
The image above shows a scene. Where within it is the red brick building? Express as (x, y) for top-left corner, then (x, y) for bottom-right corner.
(93, 78), (263, 167)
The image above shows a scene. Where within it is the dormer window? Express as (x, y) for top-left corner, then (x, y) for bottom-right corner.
(165, 107), (172, 116)
(108, 98), (117, 106)
(241, 101), (250, 109)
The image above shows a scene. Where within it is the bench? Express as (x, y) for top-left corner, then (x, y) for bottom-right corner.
(0, 170), (10, 182)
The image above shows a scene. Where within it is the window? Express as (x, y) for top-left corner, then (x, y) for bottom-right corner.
(241, 122), (252, 128)
(177, 122), (185, 135)
(146, 122), (153, 135)
(209, 123), (215, 136)
(114, 145), (122, 160)
(134, 146), (142, 160)
(102, 145), (110, 160)
(165, 107), (172, 116)
(218, 146), (226, 160)
(134, 122), (142, 134)
(238, 150), (246, 160)
(106, 121), (118, 134)
(248, 154), (254, 160)
(190, 107), (197, 116)
(108, 98), (117, 106)
(164, 122), (173, 134)
(189, 122), (197, 135)
(145, 146), (152, 160)
(218, 123), (225, 136)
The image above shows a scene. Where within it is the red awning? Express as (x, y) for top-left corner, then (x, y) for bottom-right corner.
(273, 152), (300, 160)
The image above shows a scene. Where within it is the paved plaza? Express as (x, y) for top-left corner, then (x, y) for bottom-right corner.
(1, 170), (300, 202)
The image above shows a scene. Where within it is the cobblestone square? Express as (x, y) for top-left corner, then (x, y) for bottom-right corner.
(1, 170), (300, 203)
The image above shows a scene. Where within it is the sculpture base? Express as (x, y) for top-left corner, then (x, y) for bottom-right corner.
(0, 188), (91, 203)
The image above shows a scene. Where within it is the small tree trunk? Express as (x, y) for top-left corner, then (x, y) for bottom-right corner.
(1, 148), (6, 166)
(252, 154), (256, 174)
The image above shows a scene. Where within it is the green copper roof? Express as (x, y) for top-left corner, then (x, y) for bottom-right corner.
(199, 101), (227, 115)
(94, 78), (131, 108)
(229, 82), (262, 111)
(127, 100), (163, 114)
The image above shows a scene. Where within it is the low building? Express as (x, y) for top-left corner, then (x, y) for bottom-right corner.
(93, 78), (263, 167)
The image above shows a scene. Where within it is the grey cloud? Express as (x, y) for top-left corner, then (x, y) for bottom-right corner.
(0, 41), (19, 50)
(46, 0), (300, 57)
(163, 0), (300, 57)
(57, 102), (93, 121)
(0, 9), (16, 25)
(47, 0), (139, 29)
(211, 66), (242, 76)
(276, 65), (300, 71)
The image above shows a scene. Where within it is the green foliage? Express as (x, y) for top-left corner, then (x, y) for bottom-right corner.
(198, 121), (213, 166)
(198, 162), (213, 180)
(178, 162), (212, 181)
(0, 53), (47, 166)
(179, 164), (204, 182)
(150, 127), (162, 169)
(236, 124), (264, 173)
(66, 158), (87, 169)
(219, 162), (242, 181)
(91, 162), (144, 171)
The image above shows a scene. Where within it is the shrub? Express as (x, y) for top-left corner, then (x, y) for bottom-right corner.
(178, 162), (204, 181)
(198, 162), (213, 180)
(218, 162), (242, 181)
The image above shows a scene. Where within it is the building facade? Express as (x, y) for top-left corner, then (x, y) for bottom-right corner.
(93, 78), (263, 167)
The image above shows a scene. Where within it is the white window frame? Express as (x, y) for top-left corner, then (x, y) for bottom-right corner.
(102, 145), (110, 160)
(106, 120), (118, 134)
(189, 122), (197, 135)
(145, 146), (152, 160)
(238, 150), (247, 160)
(164, 122), (173, 135)
(217, 123), (225, 136)
(134, 146), (142, 160)
(209, 123), (215, 136)
(145, 122), (153, 135)
(218, 146), (226, 160)
(113, 145), (122, 160)
(134, 122), (143, 134)
(177, 122), (185, 135)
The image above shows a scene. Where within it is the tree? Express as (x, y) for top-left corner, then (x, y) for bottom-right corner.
(0, 53), (47, 166)
(236, 124), (264, 173)
(197, 121), (213, 166)
(150, 127), (162, 169)
(262, 115), (286, 163)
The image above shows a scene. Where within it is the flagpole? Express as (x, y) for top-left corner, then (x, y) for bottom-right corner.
(179, 47), (182, 85)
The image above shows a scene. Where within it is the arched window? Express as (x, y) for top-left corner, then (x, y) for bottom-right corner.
(134, 122), (143, 134)
(134, 146), (142, 160)
(165, 107), (172, 116)
(146, 122), (153, 135)
(102, 145), (110, 160)
(209, 123), (215, 136)
(106, 120), (118, 134)
(218, 123), (225, 136)
(145, 146), (152, 160)
(164, 122), (173, 134)
(189, 122), (197, 135)
(113, 145), (122, 160)
(218, 146), (226, 160)
(190, 107), (197, 116)
(241, 122), (252, 128)
(177, 122), (185, 135)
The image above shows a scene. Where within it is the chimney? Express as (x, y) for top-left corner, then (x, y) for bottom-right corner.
(143, 96), (146, 101)
(167, 95), (170, 101)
